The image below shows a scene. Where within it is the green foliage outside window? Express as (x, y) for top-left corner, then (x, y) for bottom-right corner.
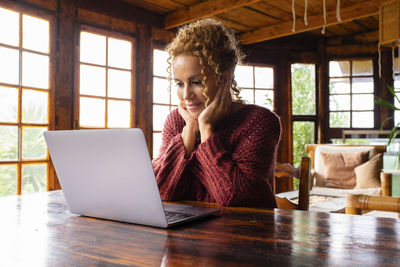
(0, 100), (47, 197)
(291, 64), (316, 189)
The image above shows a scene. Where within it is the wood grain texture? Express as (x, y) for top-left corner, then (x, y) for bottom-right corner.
(3, 190), (400, 266)
(164, 0), (262, 29)
(240, 0), (387, 44)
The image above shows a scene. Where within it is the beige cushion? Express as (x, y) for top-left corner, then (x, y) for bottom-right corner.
(314, 146), (377, 187)
(321, 151), (369, 189)
(354, 154), (383, 189)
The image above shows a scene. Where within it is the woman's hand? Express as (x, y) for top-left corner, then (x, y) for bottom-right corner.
(198, 78), (232, 142)
(178, 103), (199, 157)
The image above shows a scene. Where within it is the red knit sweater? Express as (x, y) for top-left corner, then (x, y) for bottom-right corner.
(152, 104), (281, 209)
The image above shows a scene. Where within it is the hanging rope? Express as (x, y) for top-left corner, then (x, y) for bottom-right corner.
(337, 0), (341, 22)
(378, 43), (382, 79)
(322, 0), (326, 34)
(292, 0), (296, 32)
(393, 46), (396, 81)
(304, 0), (308, 26)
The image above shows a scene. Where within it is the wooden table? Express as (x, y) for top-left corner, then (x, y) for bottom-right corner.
(1, 191), (400, 266)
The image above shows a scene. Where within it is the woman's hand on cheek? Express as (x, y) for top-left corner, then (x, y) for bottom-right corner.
(178, 103), (199, 157)
(178, 103), (198, 129)
(198, 79), (231, 142)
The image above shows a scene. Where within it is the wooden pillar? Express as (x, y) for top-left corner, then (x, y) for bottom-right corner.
(318, 40), (328, 143)
(275, 54), (293, 193)
(55, 0), (75, 131)
(135, 24), (153, 152)
(48, 0), (76, 191)
(376, 49), (394, 129)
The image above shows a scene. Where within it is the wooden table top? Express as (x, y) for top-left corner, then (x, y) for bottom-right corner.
(1, 190), (400, 266)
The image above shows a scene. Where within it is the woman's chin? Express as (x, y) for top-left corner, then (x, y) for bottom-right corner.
(188, 112), (200, 120)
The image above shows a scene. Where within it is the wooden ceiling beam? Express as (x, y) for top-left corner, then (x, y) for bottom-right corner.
(164, 0), (262, 29)
(240, 0), (387, 45)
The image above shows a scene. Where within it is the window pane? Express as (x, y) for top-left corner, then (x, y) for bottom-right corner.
(352, 94), (373, 111)
(329, 61), (350, 77)
(80, 31), (106, 65)
(80, 65), (106, 97)
(108, 69), (131, 99)
(153, 77), (170, 104)
(329, 78), (350, 94)
(108, 37), (131, 69)
(235, 65), (253, 88)
(255, 67), (273, 88)
(22, 163), (46, 194)
(330, 95), (350, 111)
(353, 77), (373, 93)
(0, 126), (18, 161)
(22, 126), (47, 160)
(352, 111), (374, 128)
(291, 64), (316, 115)
(22, 52), (49, 89)
(293, 121), (315, 167)
(255, 89), (273, 110)
(153, 49), (169, 77)
(171, 86), (179, 106)
(0, 47), (19, 85)
(22, 89), (48, 123)
(0, 7), (19, 46)
(0, 86), (18, 123)
(0, 164), (17, 197)
(153, 132), (162, 159)
(22, 15), (49, 53)
(152, 105), (170, 131)
(239, 88), (253, 104)
(80, 97), (105, 127)
(352, 59), (373, 76)
(395, 75), (400, 89)
(107, 100), (131, 128)
(330, 112), (350, 128)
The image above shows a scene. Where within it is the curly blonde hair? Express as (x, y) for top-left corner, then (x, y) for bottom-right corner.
(166, 18), (245, 105)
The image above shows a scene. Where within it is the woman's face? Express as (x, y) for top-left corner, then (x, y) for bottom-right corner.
(172, 54), (218, 119)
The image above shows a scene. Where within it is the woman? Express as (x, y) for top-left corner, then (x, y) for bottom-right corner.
(152, 19), (281, 208)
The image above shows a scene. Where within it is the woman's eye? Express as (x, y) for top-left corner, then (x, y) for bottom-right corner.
(192, 81), (202, 85)
(175, 82), (183, 88)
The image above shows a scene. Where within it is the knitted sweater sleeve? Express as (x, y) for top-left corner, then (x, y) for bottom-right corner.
(195, 109), (281, 208)
(152, 110), (193, 201)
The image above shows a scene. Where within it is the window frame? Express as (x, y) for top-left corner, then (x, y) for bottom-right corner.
(151, 43), (175, 158)
(73, 24), (137, 130)
(325, 56), (377, 141)
(234, 63), (276, 111)
(290, 62), (319, 166)
(0, 2), (56, 195)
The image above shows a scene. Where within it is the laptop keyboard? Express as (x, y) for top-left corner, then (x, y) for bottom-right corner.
(165, 211), (193, 222)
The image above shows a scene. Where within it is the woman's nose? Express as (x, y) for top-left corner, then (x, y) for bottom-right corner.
(182, 85), (192, 100)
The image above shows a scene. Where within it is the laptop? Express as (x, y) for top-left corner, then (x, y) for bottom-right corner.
(44, 128), (220, 228)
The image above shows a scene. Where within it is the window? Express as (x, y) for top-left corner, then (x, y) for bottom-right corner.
(394, 57), (400, 125)
(329, 59), (374, 128)
(76, 27), (134, 129)
(0, 7), (52, 196)
(291, 64), (317, 168)
(234, 65), (274, 110)
(152, 49), (178, 157)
